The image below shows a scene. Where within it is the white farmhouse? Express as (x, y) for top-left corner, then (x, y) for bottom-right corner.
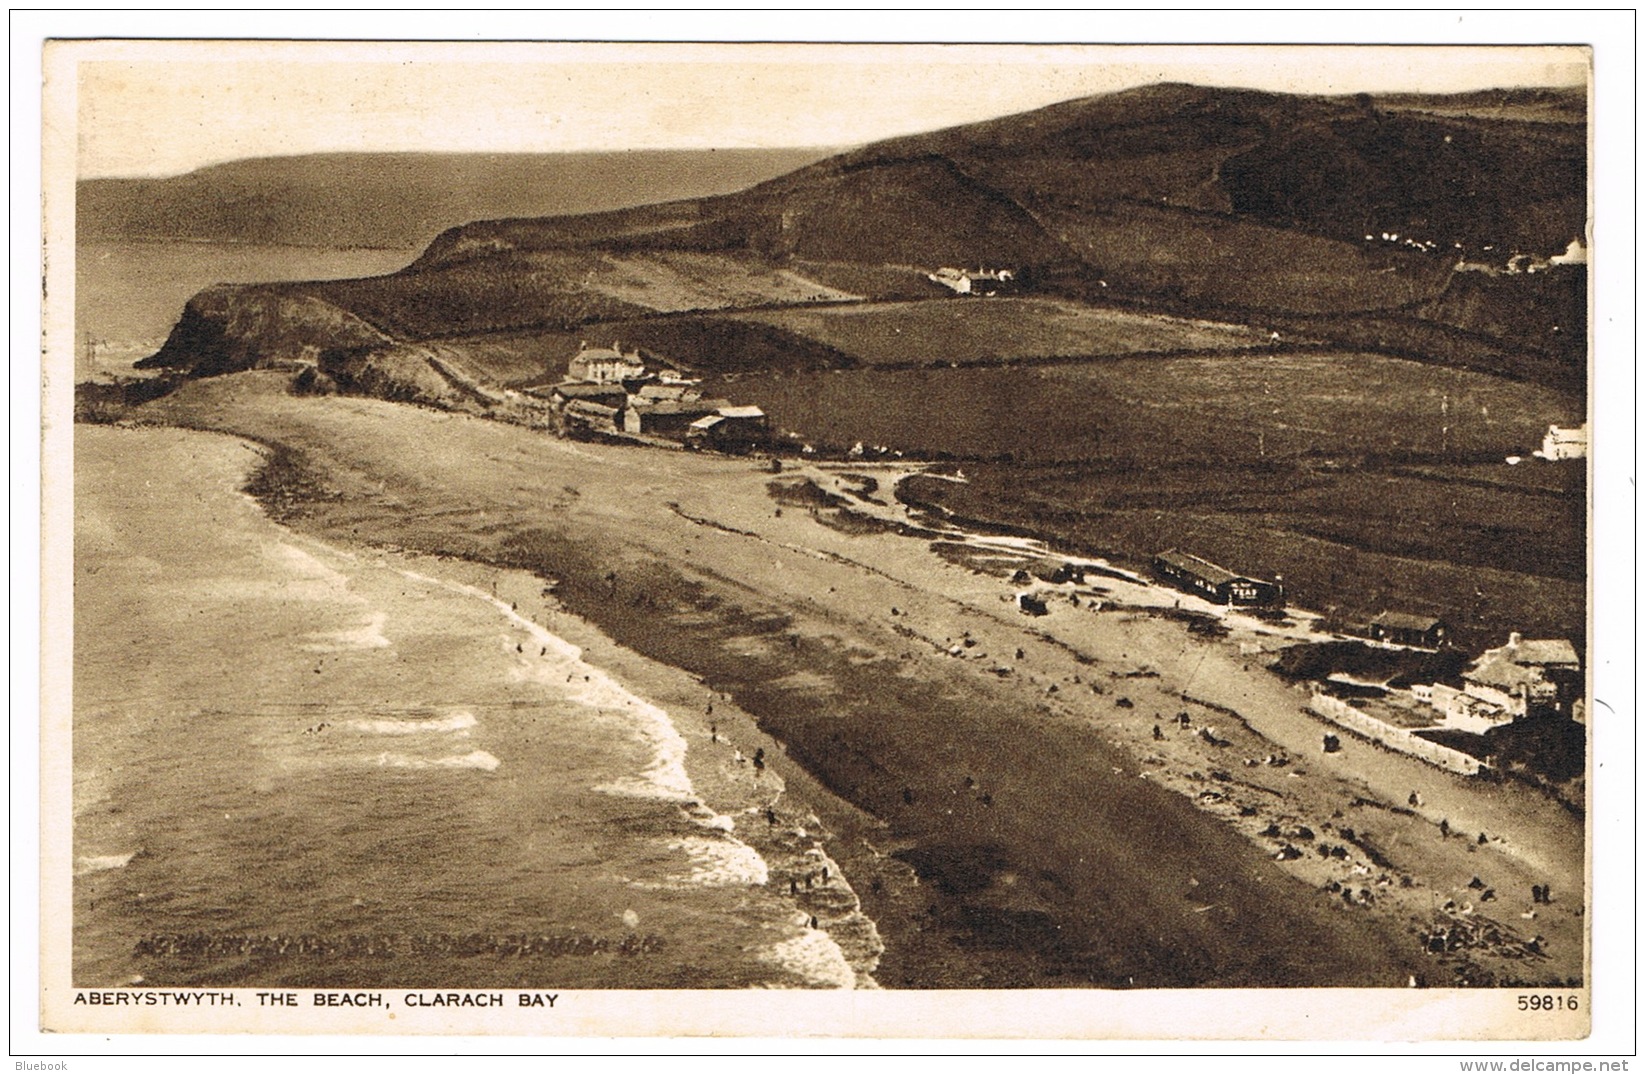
(1536, 423), (1588, 461)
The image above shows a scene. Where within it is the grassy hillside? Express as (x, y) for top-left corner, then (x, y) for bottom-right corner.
(116, 80), (1591, 658)
(170, 81), (1579, 391)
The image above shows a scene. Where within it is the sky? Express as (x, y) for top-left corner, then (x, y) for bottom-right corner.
(65, 41), (1589, 179)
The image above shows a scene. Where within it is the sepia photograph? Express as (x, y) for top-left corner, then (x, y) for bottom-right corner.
(21, 15), (1634, 1050)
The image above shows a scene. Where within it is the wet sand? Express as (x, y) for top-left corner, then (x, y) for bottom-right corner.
(136, 372), (1585, 987)
(74, 423), (881, 988)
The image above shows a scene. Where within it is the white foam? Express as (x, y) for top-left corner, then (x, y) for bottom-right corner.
(374, 750), (500, 772)
(392, 566), (695, 803)
(75, 852), (136, 876)
(669, 835), (770, 886)
(758, 928), (858, 989)
(349, 711), (476, 736)
(302, 611), (391, 652)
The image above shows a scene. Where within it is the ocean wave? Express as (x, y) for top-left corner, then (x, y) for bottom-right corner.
(348, 711), (476, 736)
(392, 566), (696, 803)
(373, 750), (500, 772)
(661, 835), (770, 887)
(75, 851), (137, 876)
(758, 928), (858, 989)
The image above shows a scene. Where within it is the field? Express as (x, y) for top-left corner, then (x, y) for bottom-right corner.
(901, 461), (1585, 652)
(731, 297), (1272, 367)
(305, 250), (860, 341)
(714, 351), (1577, 462)
(708, 351), (1585, 649)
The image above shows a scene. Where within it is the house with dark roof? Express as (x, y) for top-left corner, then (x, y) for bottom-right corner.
(561, 398), (623, 434)
(623, 398), (733, 437)
(541, 381), (630, 409)
(1152, 549), (1283, 607)
(1368, 611), (1448, 650)
(686, 406), (770, 448)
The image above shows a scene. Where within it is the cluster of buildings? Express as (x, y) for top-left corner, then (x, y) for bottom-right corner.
(1413, 633), (1583, 735)
(1451, 237), (1587, 276)
(1148, 548), (1583, 742)
(532, 343), (770, 449)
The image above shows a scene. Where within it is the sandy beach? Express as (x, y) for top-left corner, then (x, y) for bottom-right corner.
(127, 372), (1584, 988)
(74, 422), (881, 989)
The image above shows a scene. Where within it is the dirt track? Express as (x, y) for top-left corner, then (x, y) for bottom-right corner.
(142, 374), (1585, 988)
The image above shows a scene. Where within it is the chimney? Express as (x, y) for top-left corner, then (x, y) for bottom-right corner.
(1508, 631), (1523, 650)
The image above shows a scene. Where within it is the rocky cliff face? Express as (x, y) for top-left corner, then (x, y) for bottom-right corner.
(137, 285), (394, 378)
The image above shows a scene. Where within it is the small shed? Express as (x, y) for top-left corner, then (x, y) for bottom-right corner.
(1152, 549), (1283, 607)
(561, 398), (623, 433)
(1369, 612), (1448, 650)
(687, 405), (770, 448)
(624, 398), (731, 437)
(545, 381), (628, 409)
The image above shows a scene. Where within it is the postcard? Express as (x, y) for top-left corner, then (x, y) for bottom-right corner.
(31, 26), (1628, 1046)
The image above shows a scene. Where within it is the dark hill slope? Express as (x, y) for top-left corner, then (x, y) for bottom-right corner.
(779, 82), (1585, 252)
(396, 81), (1584, 327)
(140, 83), (1588, 394)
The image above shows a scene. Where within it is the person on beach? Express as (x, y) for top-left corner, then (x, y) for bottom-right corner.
(754, 748), (766, 771)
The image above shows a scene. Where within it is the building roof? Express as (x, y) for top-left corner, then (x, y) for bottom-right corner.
(570, 346), (645, 367)
(1499, 638), (1579, 667)
(1371, 611), (1444, 632)
(550, 381), (628, 400)
(688, 414), (725, 431)
(1464, 654), (1549, 694)
(636, 384), (694, 402)
(563, 399), (620, 418)
(716, 405), (767, 420)
(631, 398), (730, 418)
(1465, 636), (1579, 693)
(1154, 549), (1246, 587)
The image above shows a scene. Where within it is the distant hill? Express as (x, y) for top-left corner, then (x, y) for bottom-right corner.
(78, 148), (838, 250)
(138, 83), (1589, 396)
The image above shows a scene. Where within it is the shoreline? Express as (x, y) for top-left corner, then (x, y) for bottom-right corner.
(128, 378), (1586, 987)
(382, 548), (887, 988)
(74, 421), (887, 989)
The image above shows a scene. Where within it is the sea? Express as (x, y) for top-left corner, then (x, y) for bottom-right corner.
(70, 241), (870, 989)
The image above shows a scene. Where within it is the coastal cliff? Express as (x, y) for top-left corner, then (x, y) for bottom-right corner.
(137, 285), (393, 378)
